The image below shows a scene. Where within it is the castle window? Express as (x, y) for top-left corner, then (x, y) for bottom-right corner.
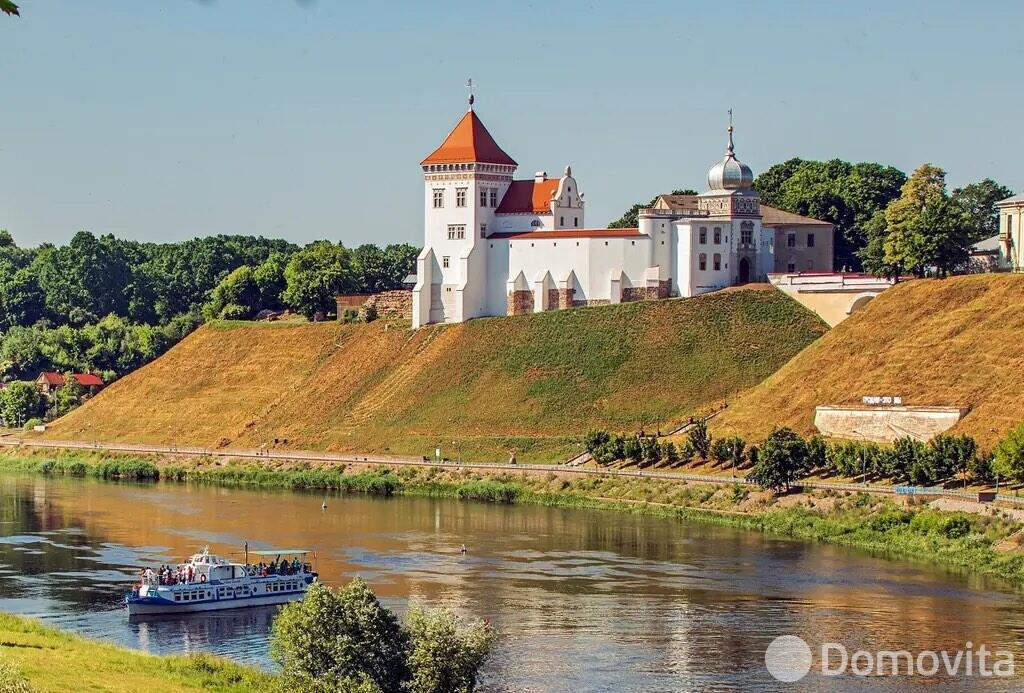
(489, 188), (498, 207)
(713, 227), (722, 244)
(1008, 216), (1013, 233)
(787, 233), (796, 248)
(741, 223), (753, 245)
(447, 224), (465, 240)
(807, 233), (815, 247)
(699, 227), (707, 244)
(787, 261), (796, 273)
(713, 253), (721, 271)
(433, 189), (444, 209)
(480, 188), (488, 207)
(573, 217), (578, 227)
(531, 220), (542, 227)
(560, 216), (564, 226)
(480, 223), (487, 238)
(442, 256), (450, 269)
(456, 188), (467, 207)
(698, 253), (707, 271)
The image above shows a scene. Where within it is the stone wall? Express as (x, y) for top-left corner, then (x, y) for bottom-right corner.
(507, 290), (534, 315)
(621, 280), (672, 303)
(557, 288), (575, 310)
(336, 290), (413, 321)
(814, 405), (968, 443)
(547, 289), (559, 311)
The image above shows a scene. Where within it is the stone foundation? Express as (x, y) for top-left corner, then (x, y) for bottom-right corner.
(622, 280), (672, 303)
(557, 288), (575, 310)
(547, 289), (559, 311)
(507, 290), (534, 315)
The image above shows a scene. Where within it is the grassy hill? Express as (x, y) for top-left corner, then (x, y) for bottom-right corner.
(713, 274), (1024, 448)
(43, 287), (826, 462)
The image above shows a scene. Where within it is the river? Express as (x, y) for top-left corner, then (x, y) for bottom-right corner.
(0, 472), (1022, 691)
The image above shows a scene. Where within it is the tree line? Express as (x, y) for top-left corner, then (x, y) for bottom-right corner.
(608, 159), (1012, 274)
(585, 420), (1024, 492)
(0, 229), (418, 421)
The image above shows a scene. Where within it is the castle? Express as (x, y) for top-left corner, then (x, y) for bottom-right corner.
(412, 97), (833, 327)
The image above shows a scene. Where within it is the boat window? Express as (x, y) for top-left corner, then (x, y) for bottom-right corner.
(174, 594), (181, 601)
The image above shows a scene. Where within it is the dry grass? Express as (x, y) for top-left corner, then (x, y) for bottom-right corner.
(713, 274), (1024, 449)
(44, 288), (825, 463)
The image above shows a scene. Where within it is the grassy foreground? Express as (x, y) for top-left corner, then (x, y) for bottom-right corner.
(0, 613), (272, 693)
(5, 451), (1024, 589)
(41, 287), (826, 462)
(714, 274), (1024, 448)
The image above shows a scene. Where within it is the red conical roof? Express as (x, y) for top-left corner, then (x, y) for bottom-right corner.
(421, 110), (517, 167)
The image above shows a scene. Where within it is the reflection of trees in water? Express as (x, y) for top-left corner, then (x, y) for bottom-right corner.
(0, 477), (129, 609)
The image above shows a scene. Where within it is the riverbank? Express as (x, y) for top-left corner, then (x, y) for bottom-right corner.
(3, 449), (1024, 589)
(0, 613), (272, 692)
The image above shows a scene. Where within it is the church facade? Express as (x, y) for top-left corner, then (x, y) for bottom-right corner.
(412, 101), (833, 328)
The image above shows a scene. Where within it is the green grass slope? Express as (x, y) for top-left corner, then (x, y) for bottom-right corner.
(713, 274), (1024, 448)
(45, 287), (827, 462)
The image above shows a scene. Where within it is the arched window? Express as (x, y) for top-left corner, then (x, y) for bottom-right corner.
(699, 227), (707, 244)
(713, 227), (722, 244)
(713, 253), (722, 271)
(698, 253), (707, 271)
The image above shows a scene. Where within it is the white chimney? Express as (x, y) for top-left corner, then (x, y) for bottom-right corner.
(534, 171), (547, 182)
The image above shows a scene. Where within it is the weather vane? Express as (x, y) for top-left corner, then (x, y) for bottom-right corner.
(466, 78), (475, 110)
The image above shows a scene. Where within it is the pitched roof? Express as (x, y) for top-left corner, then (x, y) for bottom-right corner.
(760, 204), (832, 227)
(495, 179), (560, 214)
(655, 194), (700, 211)
(421, 110), (517, 166)
(489, 228), (641, 240)
(997, 193), (1024, 206)
(38, 372), (103, 387)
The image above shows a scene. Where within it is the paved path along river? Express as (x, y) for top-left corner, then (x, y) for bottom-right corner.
(0, 471), (1022, 690)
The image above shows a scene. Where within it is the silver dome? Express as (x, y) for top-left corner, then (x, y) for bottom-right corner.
(707, 126), (754, 191)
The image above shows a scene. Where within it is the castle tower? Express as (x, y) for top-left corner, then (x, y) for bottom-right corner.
(413, 90), (518, 327)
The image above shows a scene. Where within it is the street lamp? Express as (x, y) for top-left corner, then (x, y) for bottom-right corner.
(851, 429), (868, 488)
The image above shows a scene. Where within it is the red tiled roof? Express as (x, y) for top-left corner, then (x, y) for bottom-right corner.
(421, 110), (517, 166)
(38, 372), (103, 387)
(489, 228), (642, 240)
(495, 179), (561, 214)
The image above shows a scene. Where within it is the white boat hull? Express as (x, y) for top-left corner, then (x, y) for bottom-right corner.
(127, 590), (306, 616)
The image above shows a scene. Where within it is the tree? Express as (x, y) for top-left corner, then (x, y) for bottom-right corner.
(1, 1), (18, 17)
(750, 428), (808, 493)
(952, 179), (1014, 244)
(754, 159), (906, 271)
(608, 190), (698, 229)
(0, 381), (41, 427)
(404, 604), (493, 693)
(993, 423), (1024, 484)
(687, 419), (711, 462)
(51, 373), (85, 418)
(883, 164), (972, 277)
(252, 251), (289, 309)
(282, 241), (357, 319)
(271, 580), (410, 693)
(927, 433), (977, 486)
(203, 265), (261, 321)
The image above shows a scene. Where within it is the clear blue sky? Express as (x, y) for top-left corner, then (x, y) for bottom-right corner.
(2, 0), (1021, 248)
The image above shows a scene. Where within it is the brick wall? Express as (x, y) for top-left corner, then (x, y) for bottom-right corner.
(547, 289), (559, 311)
(507, 290), (534, 315)
(557, 288), (575, 310)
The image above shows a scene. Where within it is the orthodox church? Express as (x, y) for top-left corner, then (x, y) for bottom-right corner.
(412, 97), (833, 328)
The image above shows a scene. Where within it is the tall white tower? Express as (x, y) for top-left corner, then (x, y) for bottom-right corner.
(413, 90), (518, 326)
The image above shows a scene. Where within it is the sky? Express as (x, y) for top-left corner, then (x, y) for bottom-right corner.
(2, 0), (1022, 248)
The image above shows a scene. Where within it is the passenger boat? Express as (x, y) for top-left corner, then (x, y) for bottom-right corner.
(125, 547), (317, 617)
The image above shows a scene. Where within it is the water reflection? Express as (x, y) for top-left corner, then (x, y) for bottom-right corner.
(0, 473), (1022, 690)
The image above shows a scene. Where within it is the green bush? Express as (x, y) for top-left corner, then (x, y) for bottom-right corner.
(869, 510), (912, 532)
(455, 481), (522, 504)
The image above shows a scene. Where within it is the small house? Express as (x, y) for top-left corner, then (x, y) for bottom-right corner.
(35, 372), (104, 397)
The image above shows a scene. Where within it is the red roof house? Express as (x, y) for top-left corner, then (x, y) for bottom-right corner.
(35, 372), (104, 395)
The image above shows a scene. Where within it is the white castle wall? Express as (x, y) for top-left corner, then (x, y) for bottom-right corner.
(814, 405), (968, 443)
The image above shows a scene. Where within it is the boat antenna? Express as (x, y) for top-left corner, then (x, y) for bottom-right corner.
(244, 541), (248, 565)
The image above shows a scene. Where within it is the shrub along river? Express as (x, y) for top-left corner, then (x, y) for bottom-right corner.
(0, 472), (1022, 691)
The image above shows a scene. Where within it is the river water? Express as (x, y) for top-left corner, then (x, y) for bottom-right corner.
(0, 472), (1022, 691)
